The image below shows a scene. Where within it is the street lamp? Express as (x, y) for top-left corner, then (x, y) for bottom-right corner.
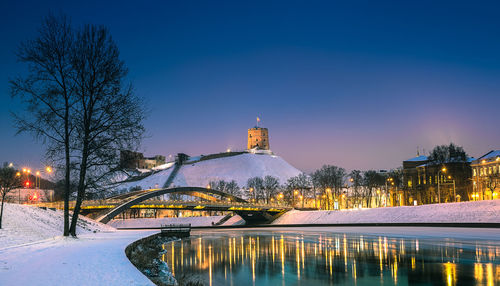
(35, 171), (41, 189)
(437, 167), (447, 203)
(447, 175), (456, 202)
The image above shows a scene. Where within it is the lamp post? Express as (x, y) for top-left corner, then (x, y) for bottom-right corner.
(437, 167), (447, 203)
(447, 175), (456, 202)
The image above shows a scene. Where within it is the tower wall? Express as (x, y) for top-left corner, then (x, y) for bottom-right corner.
(247, 127), (269, 150)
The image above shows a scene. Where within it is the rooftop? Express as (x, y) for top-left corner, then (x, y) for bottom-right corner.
(404, 155), (428, 162)
(472, 150), (500, 164)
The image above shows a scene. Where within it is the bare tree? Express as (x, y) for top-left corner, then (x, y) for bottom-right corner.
(208, 180), (240, 198)
(68, 24), (144, 236)
(11, 15), (75, 236)
(246, 177), (264, 202)
(0, 164), (23, 228)
(312, 165), (345, 209)
(286, 174), (312, 208)
(225, 180), (240, 198)
(263, 176), (279, 204)
(349, 170), (363, 208)
(363, 170), (385, 208)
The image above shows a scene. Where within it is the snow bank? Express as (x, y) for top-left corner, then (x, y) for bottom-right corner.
(273, 200), (500, 225)
(221, 214), (246, 226)
(109, 215), (226, 228)
(0, 203), (114, 249)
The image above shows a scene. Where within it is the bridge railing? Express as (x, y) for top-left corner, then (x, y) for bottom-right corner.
(33, 199), (290, 210)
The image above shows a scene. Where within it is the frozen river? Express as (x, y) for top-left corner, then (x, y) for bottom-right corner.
(162, 227), (500, 286)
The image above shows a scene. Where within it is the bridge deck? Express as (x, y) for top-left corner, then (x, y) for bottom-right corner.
(34, 200), (291, 213)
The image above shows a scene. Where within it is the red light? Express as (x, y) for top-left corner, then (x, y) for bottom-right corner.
(25, 181), (30, 187)
(33, 193), (38, 201)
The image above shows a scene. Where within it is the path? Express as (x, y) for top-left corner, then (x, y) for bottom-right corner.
(0, 230), (155, 286)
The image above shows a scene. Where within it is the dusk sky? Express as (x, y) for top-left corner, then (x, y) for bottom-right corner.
(1, 0), (499, 173)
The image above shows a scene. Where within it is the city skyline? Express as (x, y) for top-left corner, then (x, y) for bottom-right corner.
(1, 0), (500, 173)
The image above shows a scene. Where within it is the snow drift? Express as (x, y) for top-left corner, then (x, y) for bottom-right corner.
(0, 203), (114, 249)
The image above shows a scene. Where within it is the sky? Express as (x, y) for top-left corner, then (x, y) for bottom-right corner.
(0, 0), (499, 173)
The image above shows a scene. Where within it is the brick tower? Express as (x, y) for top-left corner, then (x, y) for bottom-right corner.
(247, 126), (269, 150)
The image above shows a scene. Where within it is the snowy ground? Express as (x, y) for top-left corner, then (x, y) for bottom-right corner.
(109, 215), (226, 228)
(0, 203), (114, 249)
(0, 230), (156, 286)
(274, 200), (500, 225)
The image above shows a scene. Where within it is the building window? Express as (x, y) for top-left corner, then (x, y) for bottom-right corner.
(408, 180), (412, 187)
(473, 169), (476, 177)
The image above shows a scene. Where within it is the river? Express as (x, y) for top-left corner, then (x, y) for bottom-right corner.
(161, 228), (500, 285)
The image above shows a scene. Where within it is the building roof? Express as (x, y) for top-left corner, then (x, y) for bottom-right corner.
(416, 157), (475, 168)
(404, 155), (428, 162)
(472, 150), (500, 164)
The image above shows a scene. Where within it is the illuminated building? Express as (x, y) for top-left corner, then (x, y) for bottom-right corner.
(471, 150), (500, 200)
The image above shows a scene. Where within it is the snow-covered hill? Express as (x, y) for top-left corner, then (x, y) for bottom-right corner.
(116, 152), (302, 191)
(0, 203), (114, 249)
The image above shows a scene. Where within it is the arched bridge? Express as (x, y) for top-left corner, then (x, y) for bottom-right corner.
(37, 187), (291, 224)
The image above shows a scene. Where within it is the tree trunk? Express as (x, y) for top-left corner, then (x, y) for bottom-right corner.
(63, 99), (70, 237)
(69, 154), (88, 237)
(69, 137), (89, 237)
(0, 195), (5, 229)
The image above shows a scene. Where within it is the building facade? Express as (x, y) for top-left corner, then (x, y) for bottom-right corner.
(471, 150), (500, 200)
(247, 127), (270, 150)
(403, 155), (472, 204)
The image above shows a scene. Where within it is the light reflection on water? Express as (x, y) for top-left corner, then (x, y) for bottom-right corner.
(162, 231), (500, 286)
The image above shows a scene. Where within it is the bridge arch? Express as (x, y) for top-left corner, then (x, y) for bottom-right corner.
(97, 186), (247, 223)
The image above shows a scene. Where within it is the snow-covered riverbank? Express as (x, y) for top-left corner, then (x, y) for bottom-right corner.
(274, 200), (500, 225)
(109, 215), (226, 228)
(0, 230), (156, 286)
